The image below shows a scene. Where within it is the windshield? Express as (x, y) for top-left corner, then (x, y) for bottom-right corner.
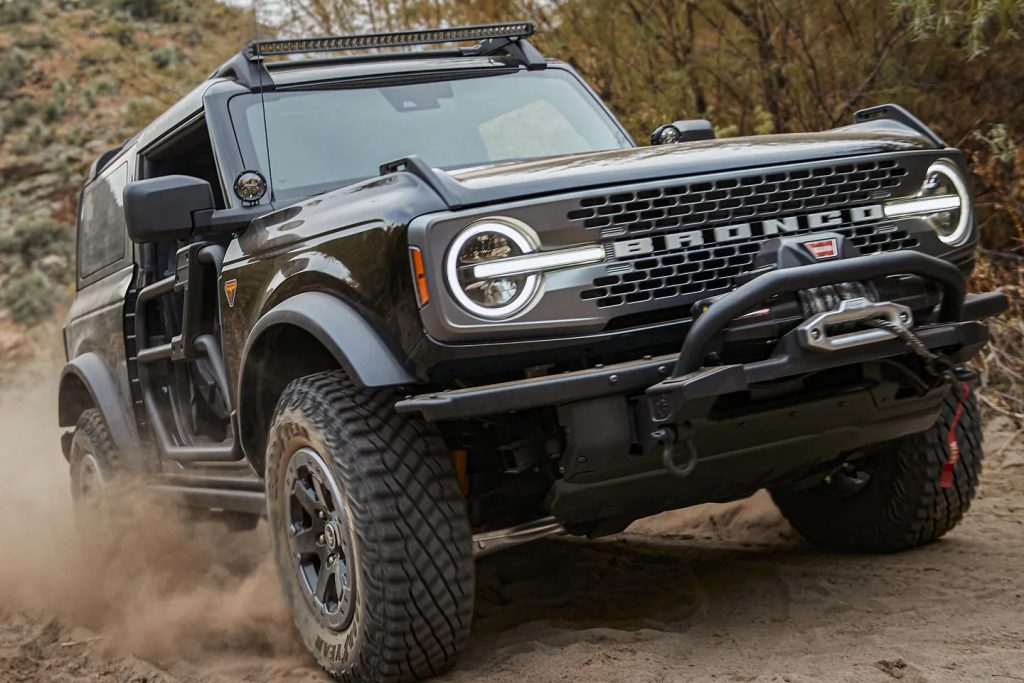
(229, 68), (632, 201)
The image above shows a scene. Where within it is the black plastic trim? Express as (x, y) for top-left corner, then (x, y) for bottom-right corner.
(58, 353), (140, 455)
(963, 291), (1009, 320)
(854, 103), (945, 148)
(241, 291), (417, 391)
(396, 353), (677, 419)
(397, 318), (990, 422)
(149, 485), (266, 515)
(380, 155), (464, 208)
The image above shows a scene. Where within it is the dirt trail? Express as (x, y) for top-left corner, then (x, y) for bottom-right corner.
(1, 361), (1022, 682)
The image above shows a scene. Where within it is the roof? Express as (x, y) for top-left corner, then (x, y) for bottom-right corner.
(91, 23), (546, 178)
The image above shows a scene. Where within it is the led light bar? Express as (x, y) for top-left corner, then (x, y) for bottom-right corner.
(251, 22), (535, 58)
(472, 245), (606, 280)
(883, 194), (961, 218)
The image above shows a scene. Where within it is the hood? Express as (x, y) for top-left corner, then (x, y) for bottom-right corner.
(430, 121), (939, 209)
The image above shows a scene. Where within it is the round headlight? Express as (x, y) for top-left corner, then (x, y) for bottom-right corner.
(921, 160), (971, 246)
(445, 219), (541, 319)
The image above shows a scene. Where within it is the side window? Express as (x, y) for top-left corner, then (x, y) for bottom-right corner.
(78, 161), (129, 279)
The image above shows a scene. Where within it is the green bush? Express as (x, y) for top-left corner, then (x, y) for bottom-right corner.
(0, 0), (35, 24)
(106, 0), (180, 21)
(0, 269), (59, 325)
(26, 122), (56, 145)
(0, 49), (28, 97)
(94, 79), (119, 95)
(3, 97), (37, 129)
(0, 217), (74, 272)
(103, 21), (135, 46)
(123, 96), (161, 129)
(40, 96), (65, 123)
(14, 29), (57, 49)
(150, 45), (180, 69)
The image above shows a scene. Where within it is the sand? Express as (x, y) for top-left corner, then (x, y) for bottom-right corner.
(1, 360), (1022, 683)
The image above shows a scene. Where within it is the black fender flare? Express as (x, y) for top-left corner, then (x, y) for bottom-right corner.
(236, 292), (417, 465)
(58, 352), (140, 457)
(241, 291), (416, 389)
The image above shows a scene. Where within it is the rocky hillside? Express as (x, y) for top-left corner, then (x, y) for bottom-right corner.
(0, 0), (252, 361)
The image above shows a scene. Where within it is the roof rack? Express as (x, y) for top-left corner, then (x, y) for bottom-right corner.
(210, 22), (544, 90)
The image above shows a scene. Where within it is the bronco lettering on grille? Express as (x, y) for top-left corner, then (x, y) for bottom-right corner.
(611, 204), (884, 259)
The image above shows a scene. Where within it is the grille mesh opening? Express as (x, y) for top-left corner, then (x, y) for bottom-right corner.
(572, 160), (915, 309)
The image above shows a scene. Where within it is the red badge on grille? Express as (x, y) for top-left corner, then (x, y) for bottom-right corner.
(804, 238), (839, 260)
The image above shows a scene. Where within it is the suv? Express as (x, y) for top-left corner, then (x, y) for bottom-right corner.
(60, 22), (1006, 682)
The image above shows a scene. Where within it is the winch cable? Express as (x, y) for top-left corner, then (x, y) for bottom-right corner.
(864, 317), (970, 489)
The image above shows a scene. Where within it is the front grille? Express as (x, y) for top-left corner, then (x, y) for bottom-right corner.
(571, 159), (915, 309)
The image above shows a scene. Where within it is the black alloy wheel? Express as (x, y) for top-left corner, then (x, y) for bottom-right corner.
(285, 446), (356, 631)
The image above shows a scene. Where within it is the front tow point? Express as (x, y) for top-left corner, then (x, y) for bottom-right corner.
(654, 423), (699, 478)
(796, 297), (914, 352)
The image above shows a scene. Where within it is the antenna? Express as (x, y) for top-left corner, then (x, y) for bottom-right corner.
(252, 0), (275, 204)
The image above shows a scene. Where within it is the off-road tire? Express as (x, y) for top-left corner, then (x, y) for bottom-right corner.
(68, 408), (123, 513)
(265, 370), (474, 682)
(771, 388), (982, 553)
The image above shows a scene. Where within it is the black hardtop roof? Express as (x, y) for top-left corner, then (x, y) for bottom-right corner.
(90, 22), (547, 178)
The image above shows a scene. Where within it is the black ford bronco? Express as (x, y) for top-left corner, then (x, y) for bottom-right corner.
(59, 22), (1007, 682)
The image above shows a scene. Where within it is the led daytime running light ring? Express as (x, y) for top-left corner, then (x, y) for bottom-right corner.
(445, 219), (541, 320)
(883, 159), (971, 247)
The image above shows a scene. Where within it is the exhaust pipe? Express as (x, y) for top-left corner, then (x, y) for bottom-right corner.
(472, 516), (565, 557)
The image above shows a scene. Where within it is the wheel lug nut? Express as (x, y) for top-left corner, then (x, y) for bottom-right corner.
(318, 510), (326, 520)
(318, 534), (325, 544)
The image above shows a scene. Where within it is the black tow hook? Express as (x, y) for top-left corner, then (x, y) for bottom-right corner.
(653, 423), (699, 479)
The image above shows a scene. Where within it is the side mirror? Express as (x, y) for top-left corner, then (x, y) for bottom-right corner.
(651, 119), (715, 145)
(123, 175), (215, 243)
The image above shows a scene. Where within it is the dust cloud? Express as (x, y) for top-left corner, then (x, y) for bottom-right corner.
(0, 363), (306, 673)
(4, 359), (1024, 682)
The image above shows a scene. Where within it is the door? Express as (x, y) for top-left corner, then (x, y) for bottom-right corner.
(132, 117), (236, 461)
(64, 155), (136, 432)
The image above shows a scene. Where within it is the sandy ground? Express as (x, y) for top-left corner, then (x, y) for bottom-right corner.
(1, 360), (1022, 683)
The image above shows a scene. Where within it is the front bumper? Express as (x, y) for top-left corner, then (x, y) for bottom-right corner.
(396, 252), (1006, 527)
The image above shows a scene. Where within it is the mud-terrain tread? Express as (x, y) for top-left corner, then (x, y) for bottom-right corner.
(772, 389), (982, 553)
(70, 408), (123, 482)
(267, 370), (473, 682)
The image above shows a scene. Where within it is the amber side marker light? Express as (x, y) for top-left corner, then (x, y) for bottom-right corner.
(410, 246), (430, 306)
(451, 450), (468, 495)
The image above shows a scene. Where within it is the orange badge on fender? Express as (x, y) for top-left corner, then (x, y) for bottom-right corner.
(224, 279), (238, 307)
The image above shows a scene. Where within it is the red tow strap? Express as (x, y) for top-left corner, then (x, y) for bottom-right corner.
(940, 382), (970, 489)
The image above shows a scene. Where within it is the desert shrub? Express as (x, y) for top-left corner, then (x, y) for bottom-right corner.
(0, 217), (74, 272)
(14, 29), (57, 49)
(26, 122), (55, 145)
(0, 269), (59, 325)
(3, 97), (37, 129)
(150, 45), (180, 69)
(0, 49), (28, 97)
(93, 79), (119, 95)
(40, 96), (65, 123)
(103, 21), (135, 46)
(122, 96), (161, 129)
(0, 0), (35, 24)
(105, 0), (180, 21)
